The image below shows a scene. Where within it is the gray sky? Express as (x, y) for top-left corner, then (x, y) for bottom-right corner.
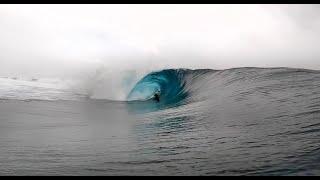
(1, 4), (320, 78)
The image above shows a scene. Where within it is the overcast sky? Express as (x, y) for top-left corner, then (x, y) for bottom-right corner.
(1, 4), (320, 78)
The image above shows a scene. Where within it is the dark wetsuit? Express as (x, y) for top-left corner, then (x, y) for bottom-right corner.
(154, 93), (160, 102)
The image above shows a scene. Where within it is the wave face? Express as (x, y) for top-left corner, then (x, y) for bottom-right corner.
(127, 67), (320, 110)
(127, 69), (189, 104)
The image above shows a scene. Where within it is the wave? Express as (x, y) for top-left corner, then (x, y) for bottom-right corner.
(125, 67), (320, 111)
(1, 67), (320, 106)
(127, 69), (188, 103)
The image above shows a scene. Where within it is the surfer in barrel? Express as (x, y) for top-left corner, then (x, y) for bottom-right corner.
(154, 91), (160, 102)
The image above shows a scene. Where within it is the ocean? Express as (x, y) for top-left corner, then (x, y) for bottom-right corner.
(0, 67), (320, 175)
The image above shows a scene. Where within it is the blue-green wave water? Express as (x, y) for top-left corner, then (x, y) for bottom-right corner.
(127, 69), (189, 109)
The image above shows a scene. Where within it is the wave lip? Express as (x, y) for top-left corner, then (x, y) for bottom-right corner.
(127, 69), (188, 106)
